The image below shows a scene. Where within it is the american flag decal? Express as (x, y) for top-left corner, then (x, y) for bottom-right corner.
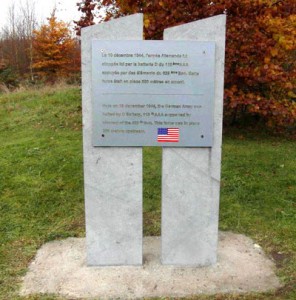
(157, 128), (179, 143)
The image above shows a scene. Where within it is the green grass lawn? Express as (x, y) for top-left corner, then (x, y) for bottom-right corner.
(0, 86), (295, 299)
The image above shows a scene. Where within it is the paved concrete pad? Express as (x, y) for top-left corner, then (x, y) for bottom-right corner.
(20, 232), (281, 299)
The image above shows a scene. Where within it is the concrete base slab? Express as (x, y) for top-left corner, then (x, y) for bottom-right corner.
(20, 232), (281, 299)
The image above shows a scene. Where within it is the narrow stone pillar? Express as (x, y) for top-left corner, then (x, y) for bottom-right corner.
(162, 15), (226, 266)
(81, 14), (143, 266)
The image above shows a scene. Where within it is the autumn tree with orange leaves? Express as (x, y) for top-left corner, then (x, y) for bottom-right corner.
(33, 11), (80, 82)
(76, 0), (295, 131)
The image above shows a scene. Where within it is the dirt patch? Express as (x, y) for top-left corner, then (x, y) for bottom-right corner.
(270, 250), (292, 268)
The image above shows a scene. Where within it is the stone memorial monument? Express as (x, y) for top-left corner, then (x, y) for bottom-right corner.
(20, 13), (281, 300)
(82, 14), (143, 266)
(162, 15), (226, 266)
(81, 13), (226, 266)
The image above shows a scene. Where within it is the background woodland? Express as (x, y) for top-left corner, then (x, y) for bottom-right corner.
(0, 0), (295, 131)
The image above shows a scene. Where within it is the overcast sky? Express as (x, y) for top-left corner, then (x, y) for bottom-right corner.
(0, 0), (82, 29)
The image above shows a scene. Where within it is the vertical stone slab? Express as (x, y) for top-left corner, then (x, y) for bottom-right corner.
(81, 14), (143, 266)
(162, 15), (226, 265)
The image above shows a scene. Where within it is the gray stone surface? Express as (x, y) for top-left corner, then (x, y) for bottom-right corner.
(81, 14), (143, 265)
(162, 15), (226, 265)
(20, 232), (281, 299)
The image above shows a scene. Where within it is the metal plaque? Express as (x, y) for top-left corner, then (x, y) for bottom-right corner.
(92, 40), (215, 147)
